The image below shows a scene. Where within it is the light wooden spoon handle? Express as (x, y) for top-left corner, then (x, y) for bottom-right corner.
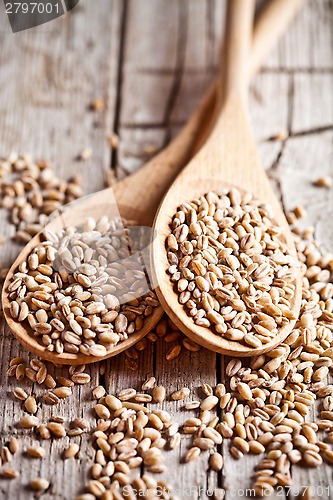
(250, 0), (305, 77)
(113, 0), (304, 220)
(222, 0), (255, 103)
(191, 0), (305, 153)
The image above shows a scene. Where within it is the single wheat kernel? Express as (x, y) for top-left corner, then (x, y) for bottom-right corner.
(193, 437), (215, 450)
(9, 437), (19, 455)
(202, 383), (213, 396)
(79, 147), (93, 160)
(43, 392), (60, 405)
(24, 396), (37, 414)
(200, 395), (218, 411)
(36, 365), (47, 384)
(0, 468), (19, 479)
(25, 446), (46, 458)
(90, 98), (104, 111)
(87, 480), (106, 496)
(44, 374), (57, 389)
(135, 393), (152, 403)
(118, 388), (137, 401)
(203, 427), (222, 445)
(92, 386), (106, 399)
(1, 447), (12, 463)
(237, 382), (253, 401)
(166, 345), (181, 361)
(293, 205), (306, 219)
(209, 452), (224, 471)
(152, 386), (166, 403)
(184, 447), (201, 463)
(37, 425), (51, 440)
(19, 416), (39, 428)
(169, 433), (181, 450)
(313, 176), (332, 188)
(184, 401), (200, 410)
(47, 422), (66, 438)
(141, 377), (156, 390)
(15, 363), (25, 381)
(9, 357), (26, 367)
(53, 387), (72, 399)
(95, 404), (111, 420)
(13, 387), (28, 401)
(105, 395), (122, 410)
(171, 387), (190, 401)
(56, 376), (74, 388)
(64, 443), (80, 459)
(71, 373), (91, 385)
(30, 478), (49, 491)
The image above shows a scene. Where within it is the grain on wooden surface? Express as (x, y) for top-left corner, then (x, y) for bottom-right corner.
(0, 0), (332, 499)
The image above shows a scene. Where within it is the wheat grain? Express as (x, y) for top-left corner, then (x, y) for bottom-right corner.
(167, 190), (298, 346)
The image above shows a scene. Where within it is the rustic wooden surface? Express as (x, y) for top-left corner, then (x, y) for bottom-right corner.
(0, 1), (332, 499)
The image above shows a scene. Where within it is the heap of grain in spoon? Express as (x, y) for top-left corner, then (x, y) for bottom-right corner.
(166, 189), (298, 349)
(7, 215), (159, 356)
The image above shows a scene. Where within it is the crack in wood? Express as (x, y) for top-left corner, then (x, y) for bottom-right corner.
(161, 0), (189, 150)
(120, 120), (187, 129)
(110, 0), (128, 173)
(267, 74), (295, 213)
(259, 67), (333, 74)
(265, 123), (333, 141)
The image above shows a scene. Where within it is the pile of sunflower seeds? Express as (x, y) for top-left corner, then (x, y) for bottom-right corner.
(166, 190), (298, 348)
(0, 152), (83, 242)
(7, 216), (159, 356)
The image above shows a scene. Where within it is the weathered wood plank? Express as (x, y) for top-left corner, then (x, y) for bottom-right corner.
(292, 73), (333, 133)
(0, 1), (121, 498)
(250, 73), (291, 142)
(118, 0), (224, 176)
(0, 0), (333, 498)
(153, 339), (218, 499)
(262, 0), (333, 70)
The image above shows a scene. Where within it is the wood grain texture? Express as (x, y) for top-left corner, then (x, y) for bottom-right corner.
(0, 0), (332, 498)
(0, 0), (121, 498)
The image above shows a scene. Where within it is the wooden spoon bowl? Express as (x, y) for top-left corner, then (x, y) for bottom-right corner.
(153, 176), (302, 357)
(1, 190), (164, 365)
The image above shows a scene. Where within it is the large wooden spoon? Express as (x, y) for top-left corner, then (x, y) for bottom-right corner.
(1, 0), (304, 364)
(152, 0), (302, 357)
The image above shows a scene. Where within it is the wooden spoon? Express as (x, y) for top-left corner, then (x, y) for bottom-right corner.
(152, 0), (302, 357)
(1, 0), (304, 364)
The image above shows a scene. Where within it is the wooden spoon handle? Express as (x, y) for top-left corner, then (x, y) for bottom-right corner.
(113, 0), (304, 218)
(222, 0), (255, 102)
(250, 0), (305, 77)
(192, 0), (305, 153)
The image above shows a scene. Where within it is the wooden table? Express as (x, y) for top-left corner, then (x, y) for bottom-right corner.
(0, 1), (332, 498)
